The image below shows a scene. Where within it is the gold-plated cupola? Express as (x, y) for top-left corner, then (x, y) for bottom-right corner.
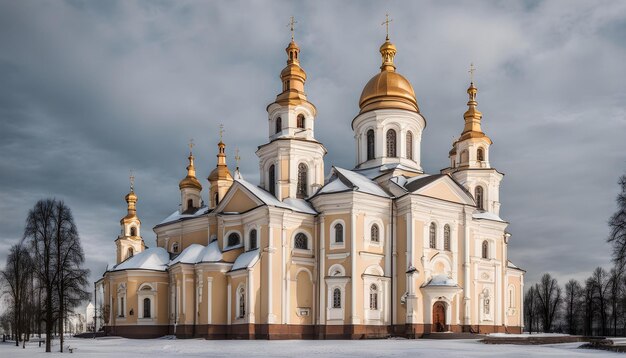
(458, 80), (492, 143)
(358, 32), (419, 114)
(179, 146), (203, 191)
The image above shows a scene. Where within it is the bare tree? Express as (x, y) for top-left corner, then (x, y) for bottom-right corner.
(608, 174), (626, 269)
(564, 279), (583, 334)
(524, 286), (539, 333)
(23, 199), (90, 352)
(589, 267), (610, 336)
(0, 244), (34, 347)
(535, 273), (562, 332)
(608, 267), (622, 336)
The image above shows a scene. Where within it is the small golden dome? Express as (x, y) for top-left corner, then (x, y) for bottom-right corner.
(358, 39), (419, 114)
(179, 152), (202, 191)
(208, 166), (233, 182)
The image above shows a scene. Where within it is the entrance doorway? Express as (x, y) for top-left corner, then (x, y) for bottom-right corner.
(432, 301), (446, 332)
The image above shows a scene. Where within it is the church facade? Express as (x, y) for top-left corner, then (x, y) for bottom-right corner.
(97, 30), (524, 339)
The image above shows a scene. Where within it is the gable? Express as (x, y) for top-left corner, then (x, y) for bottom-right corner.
(415, 178), (474, 205)
(220, 186), (261, 213)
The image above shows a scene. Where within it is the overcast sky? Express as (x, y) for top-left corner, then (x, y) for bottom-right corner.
(1, 0), (625, 303)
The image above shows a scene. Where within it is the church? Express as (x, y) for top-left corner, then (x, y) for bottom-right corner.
(96, 23), (525, 339)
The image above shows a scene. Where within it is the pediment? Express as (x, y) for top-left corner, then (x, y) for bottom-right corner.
(411, 176), (475, 205)
(216, 183), (263, 214)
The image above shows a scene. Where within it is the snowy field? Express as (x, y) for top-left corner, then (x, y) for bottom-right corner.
(0, 336), (620, 357)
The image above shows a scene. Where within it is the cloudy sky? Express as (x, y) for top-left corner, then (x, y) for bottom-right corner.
(1, 0), (625, 300)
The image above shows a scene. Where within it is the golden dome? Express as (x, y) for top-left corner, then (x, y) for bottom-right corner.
(358, 39), (419, 114)
(208, 141), (233, 182)
(125, 191), (137, 203)
(179, 152), (203, 191)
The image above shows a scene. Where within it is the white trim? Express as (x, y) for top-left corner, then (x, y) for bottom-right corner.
(328, 219), (346, 249)
(223, 229), (243, 251)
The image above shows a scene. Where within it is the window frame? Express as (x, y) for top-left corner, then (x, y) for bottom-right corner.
(366, 129), (375, 160)
(275, 117), (282, 134)
(406, 131), (413, 160)
(475, 186), (485, 211)
(223, 230), (243, 250)
(482, 240), (489, 259)
(329, 219), (346, 249)
(386, 129), (397, 158)
(444, 224), (451, 251)
(297, 162), (308, 199)
(293, 232), (310, 252)
(248, 228), (258, 250)
(429, 222), (437, 249)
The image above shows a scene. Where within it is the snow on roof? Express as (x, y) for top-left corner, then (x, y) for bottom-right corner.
(334, 167), (389, 197)
(473, 211), (505, 222)
(236, 178), (317, 214)
(231, 249), (260, 271)
(111, 247), (170, 272)
(283, 198), (317, 215)
(426, 274), (458, 287)
(199, 240), (223, 263)
(158, 206), (210, 226)
(317, 177), (350, 194)
(353, 163), (422, 179)
(169, 241), (224, 266)
(169, 244), (205, 265)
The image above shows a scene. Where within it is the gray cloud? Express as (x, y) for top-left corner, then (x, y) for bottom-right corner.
(0, 0), (625, 302)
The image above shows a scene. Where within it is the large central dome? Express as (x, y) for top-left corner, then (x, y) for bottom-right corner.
(358, 40), (419, 114)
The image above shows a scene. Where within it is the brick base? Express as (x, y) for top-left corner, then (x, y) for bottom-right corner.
(104, 324), (523, 339)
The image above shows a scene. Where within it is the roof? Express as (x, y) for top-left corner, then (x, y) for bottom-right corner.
(508, 260), (526, 272)
(156, 206), (210, 227)
(234, 178), (317, 215)
(473, 211), (507, 223)
(231, 249), (260, 271)
(404, 174), (445, 192)
(168, 241), (223, 266)
(110, 247), (170, 272)
(353, 163), (422, 180)
(316, 167), (390, 198)
(423, 274), (459, 287)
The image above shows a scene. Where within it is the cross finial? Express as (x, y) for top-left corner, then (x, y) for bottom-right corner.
(188, 138), (194, 153)
(288, 16), (297, 41)
(129, 169), (135, 192)
(468, 63), (476, 83)
(234, 147), (241, 168)
(382, 13), (393, 40)
(219, 124), (224, 141)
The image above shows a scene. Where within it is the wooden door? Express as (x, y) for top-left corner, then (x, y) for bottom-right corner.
(432, 301), (446, 332)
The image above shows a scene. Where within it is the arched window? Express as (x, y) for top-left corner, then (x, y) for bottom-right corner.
(369, 284), (378, 310)
(371, 224), (380, 243)
(127, 248), (134, 258)
(119, 296), (125, 317)
(297, 114), (305, 129)
(297, 163), (308, 199)
(332, 288), (341, 308)
(228, 232), (241, 247)
(172, 242), (179, 253)
(334, 224), (343, 243)
(238, 286), (246, 318)
(130, 227), (137, 236)
(444, 224), (451, 251)
(475, 186), (484, 210)
(477, 148), (485, 161)
(143, 298), (151, 318)
(429, 223), (437, 249)
(268, 164), (276, 196)
(294, 233), (308, 250)
(461, 150), (469, 164)
(386, 129), (397, 157)
(187, 199), (193, 210)
(406, 131), (413, 160)
(214, 192), (219, 206)
(275, 117), (282, 134)
(366, 129), (375, 160)
(249, 229), (257, 250)
(482, 240), (489, 259)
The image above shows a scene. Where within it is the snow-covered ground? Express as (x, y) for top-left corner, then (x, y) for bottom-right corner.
(0, 336), (620, 357)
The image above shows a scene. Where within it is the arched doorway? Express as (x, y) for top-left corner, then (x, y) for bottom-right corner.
(432, 301), (446, 332)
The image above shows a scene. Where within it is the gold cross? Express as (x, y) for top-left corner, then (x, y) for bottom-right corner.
(382, 13), (393, 40)
(287, 16), (297, 41)
(189, 138), (194, 152)
(468, 63), (476, 83)
(219, 124), (224, 141)
(234, 147), (241, 167)
(129, 169), (135, 192)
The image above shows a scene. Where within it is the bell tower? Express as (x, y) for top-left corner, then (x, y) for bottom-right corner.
(179, 140), (203, 213)
(442, 65), (503, 215)
(256, 18), (325, 200)
(115, 173), (145, 263)
(208, 128), (234, 209)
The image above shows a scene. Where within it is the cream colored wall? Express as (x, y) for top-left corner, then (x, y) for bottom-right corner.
(222, 190), (257, 213)
(506, 274), (522, 327)
(420, 181), (463, 203)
